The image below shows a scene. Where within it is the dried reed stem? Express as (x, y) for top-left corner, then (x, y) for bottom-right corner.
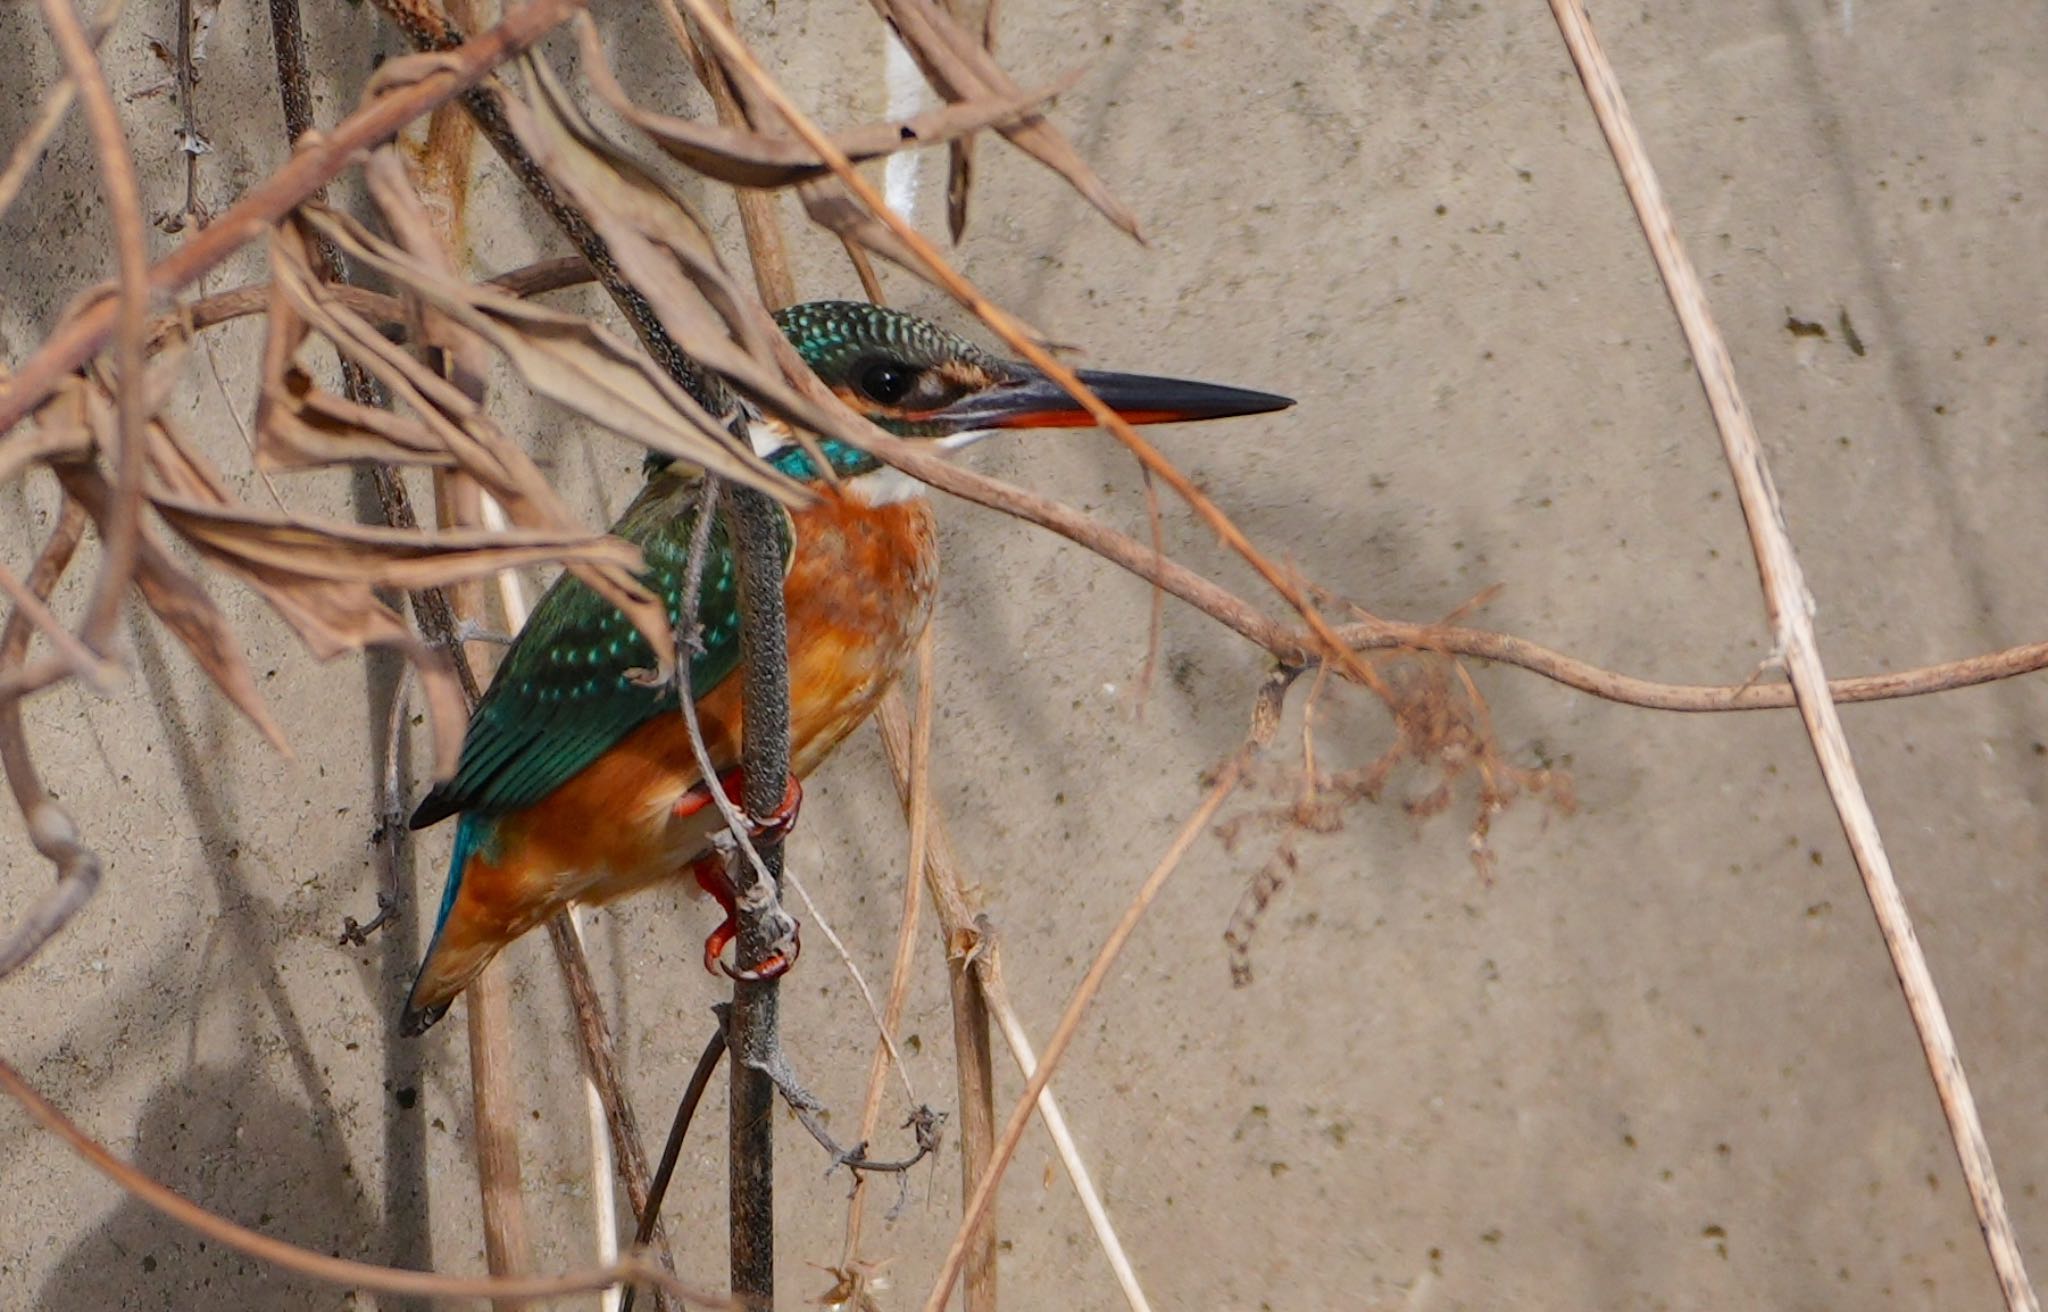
(876, 692), (1153, 1312)
(839, 629), (935, 1282)
(917, 758), (1249, 1312)
(1544, 4), (2038, 1310)
(465, 962), (536, 1307)
(437, 477), (536, 1305)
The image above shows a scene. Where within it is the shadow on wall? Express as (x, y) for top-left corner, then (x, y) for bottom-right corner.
(35, 1067), (377, 1312)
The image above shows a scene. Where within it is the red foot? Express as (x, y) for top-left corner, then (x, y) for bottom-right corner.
(673, 769), (804, 842)
(689, 845), (803, 982)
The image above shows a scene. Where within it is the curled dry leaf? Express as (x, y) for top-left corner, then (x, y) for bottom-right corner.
(299, 195), (793, 500)
(148, 493), (643, 592)
(1, 376), (95, 489)
(52, 462), (290, 754)
(255, 224), (453, 470)
(359, 151), (490, 406)
(260, 216), (678, 683)
(796, 176), (940, 280)
(941, 0), (1000, 240)
(573, 15), (1078, 189)
(852, 0), (1140, 239)
(505, 50), (864, 474)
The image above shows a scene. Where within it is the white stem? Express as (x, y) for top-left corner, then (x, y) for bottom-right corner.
(987, 992), (1154, 1312)
(479, 494), (620, 1312)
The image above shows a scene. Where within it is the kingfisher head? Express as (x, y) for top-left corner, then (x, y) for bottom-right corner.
(704, 301), (1292, 499)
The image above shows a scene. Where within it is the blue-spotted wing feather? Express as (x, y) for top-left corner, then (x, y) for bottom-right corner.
(409, 473), (768, 829)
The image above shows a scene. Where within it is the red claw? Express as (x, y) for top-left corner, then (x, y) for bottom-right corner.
(686, 774), (804, 979)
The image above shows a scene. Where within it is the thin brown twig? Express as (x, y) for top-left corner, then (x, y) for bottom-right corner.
(547, 915), (685, 1302)
(35, 0), (147, 666)
(874, 690), (1003, 1312)
(0, 502), (100, 979)
(0, 0), (592, 438)
(0, 1), (123, 220)
(621, 1027), (728, 1312)
(675, 0), (1392, 704)
(1544, 4), (2038, 1310)
(918, 751), (1252, 1312)
(1129, 464), (1166, 714)
(165, 255), (593, 343)
(840, 626), (935, 1278)
(0, 1054), (725, 1305)
(0, 555), (117, 692)
(172, 0), (208, 227)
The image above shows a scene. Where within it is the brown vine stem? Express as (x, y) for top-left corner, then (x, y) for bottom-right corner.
(108, 255), (2048, 722)
(676, 0), (1390, 703)
(34, 0), (146, 666)
(143, 267), (2048, 717)
(0, 1055), (724, 1305)
(546, 914), (684, 1301)
(0, 0), (589, 439)
(0, 503), (99, 979)
(1544, 3), (2038, 1310)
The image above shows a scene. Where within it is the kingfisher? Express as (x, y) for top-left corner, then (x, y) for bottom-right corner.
(400, 301), (1291, 1034)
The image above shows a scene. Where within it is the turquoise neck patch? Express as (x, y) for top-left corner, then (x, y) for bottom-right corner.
(769, 439), (883, 482)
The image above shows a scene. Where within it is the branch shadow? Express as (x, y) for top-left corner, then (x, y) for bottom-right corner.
(33, 1065), (377, 1311)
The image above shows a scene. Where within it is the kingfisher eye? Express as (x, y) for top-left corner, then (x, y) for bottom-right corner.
(856, 361), (919, 406)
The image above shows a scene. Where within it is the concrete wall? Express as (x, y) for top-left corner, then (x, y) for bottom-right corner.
(3, 0), (2046, 1307)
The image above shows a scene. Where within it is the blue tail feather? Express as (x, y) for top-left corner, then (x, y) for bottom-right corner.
(401, 813), (493, 1035)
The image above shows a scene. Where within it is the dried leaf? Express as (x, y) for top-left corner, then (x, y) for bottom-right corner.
(300, 199), (789, 498)
(253, 226), (449, 470)
(265, 217), (679, 685)
(574, 15), (1077, 189)
(361, 151), (490, 405)
(0, 378), (95, 487)
(505, 53), (895, 477)
(150, 493), (643, 591)
(52, 464), (289, 754)
(259, 366), (456, 470)
(862, 0), (1141, 239)
(797, 177), (940, 278)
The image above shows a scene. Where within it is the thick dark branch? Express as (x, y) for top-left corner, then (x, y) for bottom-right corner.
(725, 484), (795, 1309)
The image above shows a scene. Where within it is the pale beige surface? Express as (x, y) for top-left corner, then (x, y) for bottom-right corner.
(3, 1), (2048, 1309)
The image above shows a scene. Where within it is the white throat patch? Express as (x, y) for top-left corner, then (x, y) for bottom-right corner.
(844, 430), (997, 505)
(846, 464), (929, 506)
(936, 426), (998, 452)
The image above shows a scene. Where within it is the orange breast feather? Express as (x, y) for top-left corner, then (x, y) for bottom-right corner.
(460, 492), (939, 931)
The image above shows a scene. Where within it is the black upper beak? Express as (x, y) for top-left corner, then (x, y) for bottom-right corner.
(930, 363), (1294, 435)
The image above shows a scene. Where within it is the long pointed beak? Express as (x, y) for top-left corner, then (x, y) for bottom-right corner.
(929, 363), (1294, 436)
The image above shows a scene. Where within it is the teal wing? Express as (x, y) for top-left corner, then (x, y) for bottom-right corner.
(409, 475), (769, 828)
